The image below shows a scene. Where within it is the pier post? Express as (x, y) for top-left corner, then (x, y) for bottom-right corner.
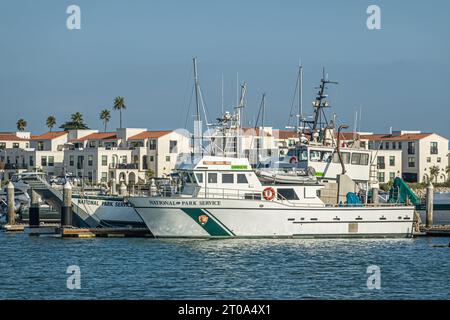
(426, 182), (433, 229)
(110, 177), (116, 195)
(61, 181), (73, 227)
(7, 181), (15, 225)
(119, 182), (127, 196)
(372, 187), (379, 205)
(29, 189), (40, 227)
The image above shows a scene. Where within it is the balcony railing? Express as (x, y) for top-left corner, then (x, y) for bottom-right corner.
(109, 163), (139, 170)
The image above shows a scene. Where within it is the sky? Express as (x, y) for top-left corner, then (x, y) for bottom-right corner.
(0, 0), (449, 140)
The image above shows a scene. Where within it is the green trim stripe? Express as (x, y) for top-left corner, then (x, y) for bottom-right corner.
(203, 209), (236, 236)
(181, 208), (231, 237)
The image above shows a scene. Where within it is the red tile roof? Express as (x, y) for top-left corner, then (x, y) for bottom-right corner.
(0, 134), (29, 141)
(335, 132), (361, 141)
(70, 132), (118, 142)
(30, 131), (67, 140)
(242, 128), (272, 137)
(128, 130), (173, 140)
(360, 133), (432, 141)
(273, 130), (298, 140)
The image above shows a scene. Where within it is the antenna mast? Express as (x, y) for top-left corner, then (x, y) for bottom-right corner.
(193, 57), (203, 155)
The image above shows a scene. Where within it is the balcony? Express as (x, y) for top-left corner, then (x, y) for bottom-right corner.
(3, 163), (28, 170)
(109, 163), (139, 170)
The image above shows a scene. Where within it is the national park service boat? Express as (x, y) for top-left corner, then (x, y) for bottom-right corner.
(128, 156), (415, 238)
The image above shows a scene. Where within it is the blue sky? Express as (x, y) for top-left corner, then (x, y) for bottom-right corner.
(0, 0), (449, 140)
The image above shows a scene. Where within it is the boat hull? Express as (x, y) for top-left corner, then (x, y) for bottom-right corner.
(129, 197), (415, 239)
(72, 195), (145, 228)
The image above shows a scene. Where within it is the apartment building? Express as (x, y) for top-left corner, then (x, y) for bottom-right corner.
(361, 131), (449, 183)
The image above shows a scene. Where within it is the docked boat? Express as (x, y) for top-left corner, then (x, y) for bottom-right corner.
(128, 155), (415, 239)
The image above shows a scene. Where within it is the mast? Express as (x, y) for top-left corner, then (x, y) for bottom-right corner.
(193, 57), (203, 155)
(298, 62), (303, 131)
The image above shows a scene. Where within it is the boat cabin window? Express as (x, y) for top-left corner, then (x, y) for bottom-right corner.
(222, 174), (234, 184)
(333, 152), (350, 164)
(208, 173), (218, 183)
(237, 174), (248, 184)
(195, 173), (203, 184)
(181, 172), (194, 184)
(309, 150), (332, 163)
(288, 149), (308, 161)
(351, 153), (369, 166)
(277, 188), (299, 200)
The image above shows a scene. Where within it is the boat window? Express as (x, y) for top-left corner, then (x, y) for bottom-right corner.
(310, 150), (332, 163)
(298, 149), (308, 161)
(333, 152), (351, 164)
(195, 173), (203, 184)
(351, 153), (369, 166)
(222, 174), (234, 184)
(182, 173), (193, 183)
(244, 193), (262, 200)
(208, 173), (218, 183)
(359, 153), (369, 165)
(277, 188), (299, 200)
(237, 174), (248, 184)
(351, 153), (361, 165)
(287, 149), (295, 157)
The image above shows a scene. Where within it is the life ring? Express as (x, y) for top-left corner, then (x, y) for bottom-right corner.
(263, 187), (276, 201)
(289, 156), (298, 164)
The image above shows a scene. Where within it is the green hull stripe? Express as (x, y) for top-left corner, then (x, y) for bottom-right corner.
(181, 208), (230, 237)
(202, 209), (236, 236)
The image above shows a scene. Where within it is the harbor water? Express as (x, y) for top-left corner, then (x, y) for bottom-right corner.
(1, 231), (450, 300)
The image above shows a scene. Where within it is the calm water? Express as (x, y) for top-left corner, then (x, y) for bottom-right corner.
(1, 231), (450, 300)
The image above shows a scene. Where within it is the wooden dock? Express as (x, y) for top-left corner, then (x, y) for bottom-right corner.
(419, 225), (450, 237)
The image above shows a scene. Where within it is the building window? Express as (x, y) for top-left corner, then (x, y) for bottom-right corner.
(222, 174), (234, 184)
(12, 143), (19, 148)
(392, 142), (396, 149)
(368, 141), (374, 150)
(408, 157), (415, 168)
(208, 173), (217, 183)
(150, 156), (154, 162)
(48, 156), (54, 167)
(149, 139), (157, 150)
(407, 142), (415, 155)
(385, 142), (390, 150)
(77, 156), (84, 169)
(166, 156), (170, 162)
(437, 157), (441, 163)
(37, 141), (44, 151)
(377, 156), (385, 169)
(88, 171), (93, 182)
(398, 142), (402, 149)
(29, 156), (34, 167)
(430, 142), (438, 155)
(378, 172), (385, 183)
(0, 142), (5, 150)
(379, 142), (383, 150)
(41, 156), (47, 167)
(101, 172), (107, 182)
(69, 155), (74, 166)
(101, 155), (107, 166)
(389, 172), (396, 182)
(389, 156), (395, 166)
(169, 140), (178, 153)
(88, 155), (93, 166)
(427, 157), (431, 163)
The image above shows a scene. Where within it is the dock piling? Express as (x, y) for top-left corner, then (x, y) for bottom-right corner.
(7, 181), (15, 225)
(61, 181), (73, 227)
(29, 189), (40, 227)
(372, 187), (379, 205)
(426, 182), (433, 228)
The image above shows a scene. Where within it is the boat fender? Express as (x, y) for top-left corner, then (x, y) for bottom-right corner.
(263, 187), (276, 201)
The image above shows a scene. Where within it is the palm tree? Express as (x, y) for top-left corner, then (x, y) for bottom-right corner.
(59, 112), (89, 130)
(113, 96), (126, 129)
(429, 165), (440, 183)
(100, 109), (111, 132)
(46, 116), (56, 132)
(16, 119), (27, 131)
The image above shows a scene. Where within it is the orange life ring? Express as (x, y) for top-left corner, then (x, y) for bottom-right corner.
(289, 156), (298, 164)
(263, 187), (276, 201)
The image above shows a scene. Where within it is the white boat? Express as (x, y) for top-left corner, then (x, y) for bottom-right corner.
(71, 194), (145, 228)
(128, 156), (415, 239)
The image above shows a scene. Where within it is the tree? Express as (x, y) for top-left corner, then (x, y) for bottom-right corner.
(46, 116), (56, 132)
(16, 119), (27, 131)
(59, 112), (89, 130)
(113, 96), (126, 129)
(429, 165), (440, 183)
(99, 109), (111, 132)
